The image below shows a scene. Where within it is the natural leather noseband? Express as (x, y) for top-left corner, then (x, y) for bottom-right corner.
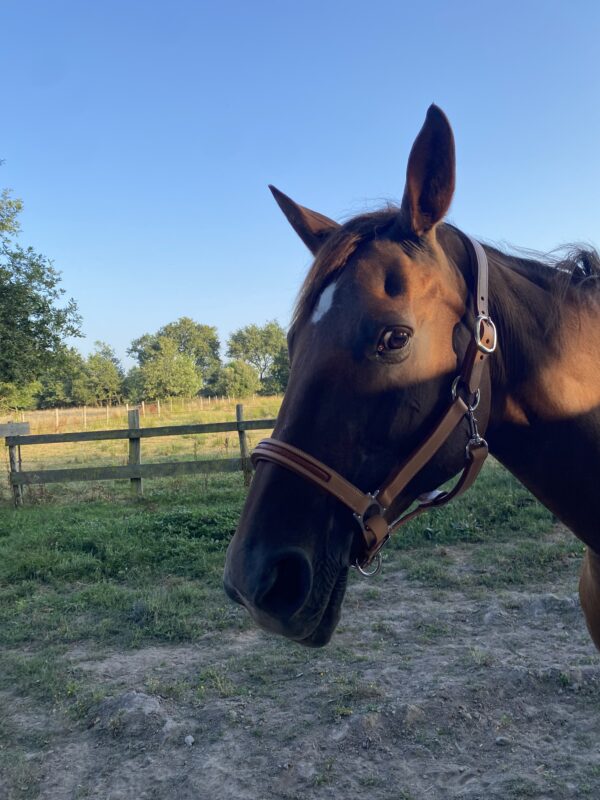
(251, 235), (497, 573)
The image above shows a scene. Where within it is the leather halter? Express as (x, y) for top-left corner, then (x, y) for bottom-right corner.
(251, 235), (497, 573)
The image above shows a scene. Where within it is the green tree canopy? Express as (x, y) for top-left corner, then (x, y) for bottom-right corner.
(128, 317), (220, 393)
(0, 182), (81, 387)
(138, 337), (202, 399)
(85, 342), (124, 406)
(0, 187), (22, 237)
(261, 344), (290, 394)
(129, 317), (220, 370)
(227, 320), (286, 385)
(214, 360), (260, 398)
(36, 347), (90, 408)
(0, 379), (42, 411)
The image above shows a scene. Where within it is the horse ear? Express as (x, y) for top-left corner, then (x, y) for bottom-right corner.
(400, 104), (456, 237)
(269, 185), (340, 254)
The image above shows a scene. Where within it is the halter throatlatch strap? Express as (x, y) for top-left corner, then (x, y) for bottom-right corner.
(250, 234), (497, 571)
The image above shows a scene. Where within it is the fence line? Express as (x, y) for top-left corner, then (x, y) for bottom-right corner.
(4, 404), (276, 507)
(0, 394), (278, 435)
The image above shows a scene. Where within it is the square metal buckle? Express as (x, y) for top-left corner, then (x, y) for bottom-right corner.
(474, 315), (497, 355)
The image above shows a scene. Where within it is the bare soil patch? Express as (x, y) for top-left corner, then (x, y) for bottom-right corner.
(3, 539), (599, 800)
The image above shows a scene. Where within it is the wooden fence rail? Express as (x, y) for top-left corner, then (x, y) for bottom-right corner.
(4, 404), (276, 507)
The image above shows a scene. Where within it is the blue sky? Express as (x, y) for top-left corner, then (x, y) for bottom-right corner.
(2, 0), (599, 366)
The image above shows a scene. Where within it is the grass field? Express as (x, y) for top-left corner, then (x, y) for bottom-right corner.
(1, 409), (598, 799)
(0, 395), (281, 504)
(0, 466), (585, 706)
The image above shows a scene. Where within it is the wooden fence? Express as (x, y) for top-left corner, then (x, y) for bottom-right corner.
(4, 404), (276, 507)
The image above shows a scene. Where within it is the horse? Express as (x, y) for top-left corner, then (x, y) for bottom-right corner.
(224, 104), (600, 650)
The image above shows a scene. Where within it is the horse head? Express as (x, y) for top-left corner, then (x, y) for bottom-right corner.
(224, 105), (492, 645)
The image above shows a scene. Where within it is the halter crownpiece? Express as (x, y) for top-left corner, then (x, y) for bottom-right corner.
(251, 234), (497, 574)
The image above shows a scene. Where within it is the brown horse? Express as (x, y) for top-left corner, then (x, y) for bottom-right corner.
(224, 105), (600, 650)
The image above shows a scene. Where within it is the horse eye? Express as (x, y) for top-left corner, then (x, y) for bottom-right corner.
(377, 327), (411, 353)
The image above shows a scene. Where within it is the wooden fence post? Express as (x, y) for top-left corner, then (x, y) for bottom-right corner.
(236, 403), (252, 487)
(8, 444), (23, 507)
(157, 398), (161, 417)
(128, 409), (143, 496)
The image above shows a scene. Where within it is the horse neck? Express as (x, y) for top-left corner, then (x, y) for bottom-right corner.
(483, 252), (600, 547)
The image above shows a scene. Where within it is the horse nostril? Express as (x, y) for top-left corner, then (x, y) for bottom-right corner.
(255, 550), (313, 619)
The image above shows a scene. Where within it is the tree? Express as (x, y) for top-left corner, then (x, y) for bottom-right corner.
(127, 332), (160, 366)
(36, 347), (90, 408)
(0, 379), (41, 411)
(128, 317), (221, 392)
(0, 187), (22, 237)
(122, 366), (145, 404)
(139, 337), (202, 398)
(227, 321), (286, 385)
(261, 344), (290, 394)
(158, 318), (220, 374)
(214, 360), (260, 398)
(85, 342), (124, 406)
(0, 182), (81, 387)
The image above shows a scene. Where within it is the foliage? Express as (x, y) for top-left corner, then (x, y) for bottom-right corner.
(129, 317), (220, 392)
(261, 344), (289, 394)
(138, 337), (202, 398)
(36, 348), (90, 408)
(84, 342), (124, 406)
(0, 181), (81, 387)
(214, 360), (260, 398)
(0, 380), (42, 411)
(159, 318), (220, 374)
(227, 320), (287, 389)
(0, 188), (22, 237)
(122, 366), (145, 404)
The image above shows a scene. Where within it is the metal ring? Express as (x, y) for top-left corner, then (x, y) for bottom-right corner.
(451, 376), (481, 410)
(355, 552), (382, 577)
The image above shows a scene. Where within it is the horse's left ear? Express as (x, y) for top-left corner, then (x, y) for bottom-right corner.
(400, 104), (456, 237)
(269, 185), (340, 255)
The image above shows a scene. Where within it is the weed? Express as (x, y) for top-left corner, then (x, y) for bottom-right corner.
(197, 668), (237, 699)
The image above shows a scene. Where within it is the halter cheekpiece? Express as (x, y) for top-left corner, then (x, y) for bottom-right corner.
(251, 235), (498, 575)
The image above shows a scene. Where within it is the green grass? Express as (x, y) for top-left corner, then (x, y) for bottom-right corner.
(0, 474), (249, 661)
(0, 459), (583, 723)
(0, 395), (281, 504)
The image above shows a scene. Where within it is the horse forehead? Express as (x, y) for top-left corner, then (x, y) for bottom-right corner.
(355, 238), (462, 303)
(311, 281), (338, 324)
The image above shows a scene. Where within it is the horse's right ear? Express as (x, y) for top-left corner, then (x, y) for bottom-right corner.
(269, 185), (340, 255)
(399, 105), (456, 237)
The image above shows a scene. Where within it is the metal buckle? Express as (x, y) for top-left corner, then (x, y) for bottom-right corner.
(474, 315), (497, 355)
(352, 492), (385, 534)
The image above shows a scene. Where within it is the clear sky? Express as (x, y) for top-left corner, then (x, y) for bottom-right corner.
(2, 0), (599, 365)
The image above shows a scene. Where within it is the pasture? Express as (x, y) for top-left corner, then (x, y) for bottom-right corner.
(1, 420), (599, 799)
(0, 397), (281, 493)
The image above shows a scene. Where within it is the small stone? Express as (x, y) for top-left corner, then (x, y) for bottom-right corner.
(184, 734), (194, 747)
(495, 736), (511, 746)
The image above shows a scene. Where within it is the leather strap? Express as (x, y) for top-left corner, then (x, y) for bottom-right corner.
(251, 439), (381, 520)
(376, 396), (469, 508)
(250, 233), (497, 569)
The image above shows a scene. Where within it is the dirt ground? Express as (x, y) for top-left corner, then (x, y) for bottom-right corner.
(3, 536), (600, 800)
